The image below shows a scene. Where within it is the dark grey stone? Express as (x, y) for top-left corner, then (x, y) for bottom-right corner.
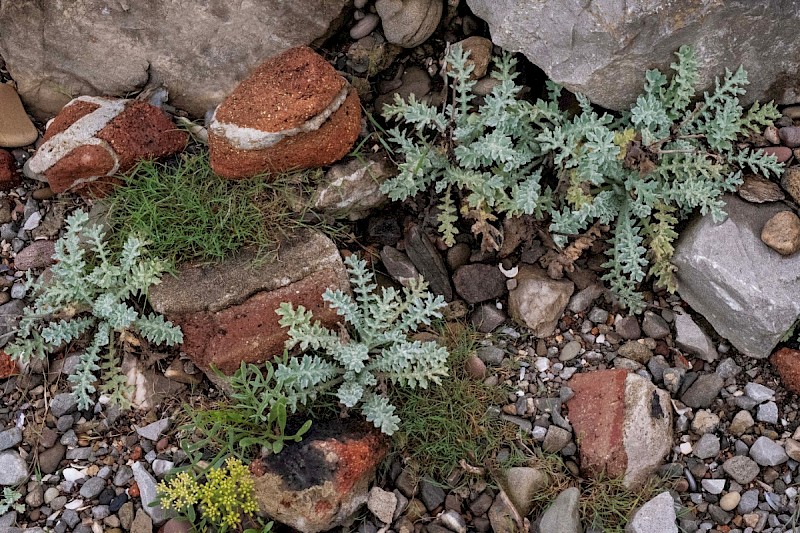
(419, 478), (446, 511)
(404, 224), (453, 301)
(681, 373), (724, 408)
(79, 476), (106, 499)
(470, 303), (506, 333)
(0, 427), (22, 452)
(49, 393), (77, 418)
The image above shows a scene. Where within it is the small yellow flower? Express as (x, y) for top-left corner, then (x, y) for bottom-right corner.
(156, 471), (200, 512)
(196, 457), (258, 530)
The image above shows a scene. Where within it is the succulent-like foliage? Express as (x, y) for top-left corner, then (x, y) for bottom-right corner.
(385, 44), (783, 312)
(158, 457), (268, 532)
(6, 210), (183, 409)
(275, 254), (449, 435)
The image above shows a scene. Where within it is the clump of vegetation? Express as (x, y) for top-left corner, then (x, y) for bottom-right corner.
(6, 210), (183, 409)
(382, 44), (783, 312)
(390, 321), (521, 479)
(157, 457), (270, 533)
(276, 254), (449, 435)
(519, 446), (669, 533)
(107, 152), (316, 267)
(180, 361), (312, 468)
(381, 45), (554, 251)
(0, 487), (24, 515)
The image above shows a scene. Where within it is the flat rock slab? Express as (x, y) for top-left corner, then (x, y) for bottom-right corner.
(0, 1), (350, 119)
(466, 1), (800, 111)
(149, 229), (349, 375)
(673, 195), (800, 358)
(567, 369), (672, 488)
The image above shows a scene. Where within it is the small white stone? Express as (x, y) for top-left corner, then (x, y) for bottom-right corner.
(64, 499), (84, 510)
(535, 357), (550, 372)
(679, 442), (692, 455)
(62, 468), (86, 482)
(701, 479), (726, 495)
(23, 211), (41, 231)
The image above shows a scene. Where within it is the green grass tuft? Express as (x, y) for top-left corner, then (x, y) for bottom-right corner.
(389, 321), (522, 480)
(518, 441), (672, 533)
(106, 151), (319, 268)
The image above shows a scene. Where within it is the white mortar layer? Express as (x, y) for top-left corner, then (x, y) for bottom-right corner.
(208, 84), (350, 150)
(28, 96), (127, 177)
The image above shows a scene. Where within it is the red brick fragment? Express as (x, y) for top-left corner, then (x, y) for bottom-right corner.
(772, 347), (800, 394)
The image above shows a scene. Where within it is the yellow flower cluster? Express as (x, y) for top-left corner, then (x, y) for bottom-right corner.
(156, 458), (259, 531)
(198, 458), (259, 530)
(157, 471), (200, 512)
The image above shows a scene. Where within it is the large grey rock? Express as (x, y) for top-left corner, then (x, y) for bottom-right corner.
(537, 487), (581, 533)
(673, 195), (800, 358)
(0, 451), (27, 486)
(625, 491), (678, 533)
(0, 1), (349, 119)
(131, 462), (168, 525)
(465, 1), (800, 111)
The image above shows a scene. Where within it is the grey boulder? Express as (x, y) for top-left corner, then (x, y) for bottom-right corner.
(537, 487), (582, 533)
(625, 491), (678, 533)
(673, 195), (800, 358)
(465, 0), (800, 111)
(0, 451), (27, 486)
(0, 0), (349, 119)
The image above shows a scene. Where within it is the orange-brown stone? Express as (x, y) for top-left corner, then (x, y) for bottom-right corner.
(0, 351), (19, 379)
(0, 149), (19, 190)
(174, 267), (345, 374)
(215, 46), (346, 132)
(42, 100), (99, 141)
(252, 418), (389, 533)
(45, 144), (116, 193)
(95, 100), (187, 170)
(148, 229), (351, 380)
(771, 347), (800, 394)
(209, 46), (361, 178)
(566, 369), (629, 478)
(35, 98), (187, 193)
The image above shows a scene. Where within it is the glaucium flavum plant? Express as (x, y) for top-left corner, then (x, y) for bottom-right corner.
(383, 43), (783, 312)
(539, 45), (783, 312)
(6, 210), (183, 409)
(274, 254), (449, 435)
(381, 43), (554, 251)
